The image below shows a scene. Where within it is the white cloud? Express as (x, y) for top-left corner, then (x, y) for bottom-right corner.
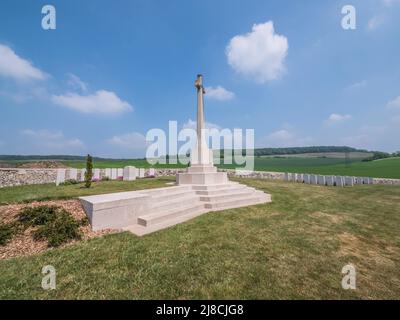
(226, 21), (288, 83)
(367, 15), (385, 30)
(205, 86), (235, 101)
(260, 129), (314, 148)
(0, 44), (46, 81)
(387, 96), (400, 110)
(66, 73), (88, 92)
(21, 129), (84, 151)
(182, 119), (221, 131)
(326, 113), (352, 125)
(51, 90), (133, 114)
(106, 132), (147, 149)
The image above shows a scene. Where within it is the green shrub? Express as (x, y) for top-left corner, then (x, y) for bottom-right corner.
(33, 210), (82, 247)
(84, 154), (93, 188)
(17, 205), (59, 227)
(15, 205), (84, 247)
(80, 216), (90, 226)
(0, 223), (15, 246)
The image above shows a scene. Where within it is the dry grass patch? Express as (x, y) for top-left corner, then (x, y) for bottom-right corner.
(338, 232), (397, 268)
(309, 211), (343, 224)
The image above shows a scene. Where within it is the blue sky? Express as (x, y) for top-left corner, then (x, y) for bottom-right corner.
(0, 0), (399, 158)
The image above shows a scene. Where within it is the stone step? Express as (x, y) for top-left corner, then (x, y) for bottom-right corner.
(150, 195), (201, 212)
(82, 179), (273, 235)
(199, 188), (257, 202)
(204, 193), (271, 211)
(195, 185), (254, 196)
(151, 189), (197, 202)
(144, 185), (190, 195)
(123, 207), (209, 236)
(191, 182), (240, 191)
(137, 202), (206, 227)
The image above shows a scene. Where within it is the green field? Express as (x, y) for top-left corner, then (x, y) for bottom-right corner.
(235, 156), (400, 179)
(2, 155), (400, 179)
(0, 177), (175, 205)
(0, 178), (399, 299)
(66, 156), (400, 179)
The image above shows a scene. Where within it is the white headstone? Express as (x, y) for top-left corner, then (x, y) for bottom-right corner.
(335, 176), (344, 187)
(317, 175), (326, 185)
(367, 177), (374, 185)
(56, 169), (66, 186)
(93, 169), (100, 180)
(149, 168), (156, 177)
(117, 168), (123, 178)
(344, 176), (354, 186)
(111, 168), (118, 180)
(284, 173), (289, 181)
(139, 168), (145, 178)
(105, 168), (111, 179)
(80, 169), (86, 182)
(68, 168), (78, 180)
(296, 173), (304, 183)
(291, 173), (297, 182)
(303, 174), (310, 184)
(326, 176), (334, 186)
(310, 174), (318, 185)
(123, 166), (137, 181)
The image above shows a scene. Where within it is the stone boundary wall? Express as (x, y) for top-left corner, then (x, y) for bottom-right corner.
(1, 167), (399, 188)
(0, 168), (58, 188)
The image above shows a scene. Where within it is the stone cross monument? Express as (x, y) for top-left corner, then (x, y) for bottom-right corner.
(177, 74), (228, 185)
(195, 74), (206, 164)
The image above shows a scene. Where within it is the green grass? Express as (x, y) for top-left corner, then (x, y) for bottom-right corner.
(0, 177), (175, 204)
(259, 151), (372, 159)
(223, 157), (400, 179)
(0, 178), (399, 299)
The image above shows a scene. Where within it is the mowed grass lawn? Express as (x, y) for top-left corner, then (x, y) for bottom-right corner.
(0, 178), (399, 299)
(0, 177), (175, 204)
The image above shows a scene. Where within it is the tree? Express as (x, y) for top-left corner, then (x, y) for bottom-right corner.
(84, 154), (93, 188)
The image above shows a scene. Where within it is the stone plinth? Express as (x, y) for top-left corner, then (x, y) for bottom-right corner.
(177, 164), (228, 185)
(80, 182), (271, 235)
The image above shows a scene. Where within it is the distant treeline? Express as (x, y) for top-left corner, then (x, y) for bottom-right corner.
(0, 155), (117, 161)
(252, 146), (368, 156)
(362, 151), (400, 162)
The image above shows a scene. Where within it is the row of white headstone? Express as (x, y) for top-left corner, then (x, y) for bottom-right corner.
(284, 173), (374, 187)
(56, 167), (156, 186)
